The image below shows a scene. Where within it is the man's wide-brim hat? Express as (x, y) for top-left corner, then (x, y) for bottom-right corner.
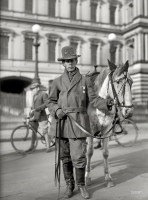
(30, 82), (40, 90)
(57, 46), (81, 61)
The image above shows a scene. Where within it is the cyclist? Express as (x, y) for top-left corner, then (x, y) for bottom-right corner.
(29, 82), (51, 153)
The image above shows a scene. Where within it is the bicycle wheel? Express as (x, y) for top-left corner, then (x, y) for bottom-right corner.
(11, 125), (38, 154)
(114, 119), (138, 147)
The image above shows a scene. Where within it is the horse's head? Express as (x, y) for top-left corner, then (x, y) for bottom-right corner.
(107, 60), (134, 118)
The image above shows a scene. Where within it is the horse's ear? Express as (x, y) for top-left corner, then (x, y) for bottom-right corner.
(124, 60), (129, 72)
(107, 59), (117, 71)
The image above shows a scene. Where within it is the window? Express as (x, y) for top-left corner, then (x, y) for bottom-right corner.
(0, 35), (9, 59)
(25, 0), (33, 13)
(70, 0), (77, 20)
(91, 44), (98, 65)
(25, 38), (33, 60)
(70, 42), (78, 54)
(48, 0), (56, 17)
(1, 0), (8, 10)
(48, 40), (56, 61)
(110, 4), (116, 24)
(110, 44), (116, 63)
(91, 3), (97, 22)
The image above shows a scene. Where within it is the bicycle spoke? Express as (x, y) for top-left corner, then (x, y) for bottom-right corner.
(11, 125), (38, 154)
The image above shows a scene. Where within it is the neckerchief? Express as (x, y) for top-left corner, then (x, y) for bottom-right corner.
(66, 67), (78, 82)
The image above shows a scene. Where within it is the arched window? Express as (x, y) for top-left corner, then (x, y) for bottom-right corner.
(89, 38), (105, 66)
(22, 31), (36, 60)
(68, 35), (84, 63)
(46, 33), (63, 62)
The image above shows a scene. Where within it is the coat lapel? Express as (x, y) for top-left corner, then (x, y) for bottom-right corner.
(62, 70), (71, 91)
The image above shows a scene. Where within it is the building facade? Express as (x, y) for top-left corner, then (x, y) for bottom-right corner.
(0, 0), (148, 105)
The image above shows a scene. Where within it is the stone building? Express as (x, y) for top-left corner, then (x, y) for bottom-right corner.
(0, 0), (148, 106)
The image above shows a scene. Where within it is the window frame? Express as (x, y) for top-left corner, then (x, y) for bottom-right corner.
(110, 4), (116, 25)
(48, 0), (56, 17)
(0, 35), (9, 59)
(70, 0), (77, 20)
(48, 39), (56, 62)
(25, 37), (33, 60)
(25, 0), (33, 14)
(91, 2), (97, 22)
(0, 0), (9, 10)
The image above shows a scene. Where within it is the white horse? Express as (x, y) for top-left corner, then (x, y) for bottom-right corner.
(85, 60), (134, 187)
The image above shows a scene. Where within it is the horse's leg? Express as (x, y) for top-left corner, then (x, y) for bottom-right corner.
(85, 136), (93, 186)
(102, 138), (114, 187)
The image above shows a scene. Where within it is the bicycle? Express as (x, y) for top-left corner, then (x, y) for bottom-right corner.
(11, 116), (55, 154)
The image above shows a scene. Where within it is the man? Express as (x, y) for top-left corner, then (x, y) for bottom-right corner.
(29, 82), (51, 153)
(46, 46), (113, 199)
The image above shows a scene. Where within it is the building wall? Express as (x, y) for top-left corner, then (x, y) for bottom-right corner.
(0, 0), (148, 104)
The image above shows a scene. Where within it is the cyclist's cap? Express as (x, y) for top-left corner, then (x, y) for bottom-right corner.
(30, 83), (40, 90)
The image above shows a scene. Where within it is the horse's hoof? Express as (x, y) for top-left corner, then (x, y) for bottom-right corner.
(85, 177), (91, 186)
(106, 180), (114, 187)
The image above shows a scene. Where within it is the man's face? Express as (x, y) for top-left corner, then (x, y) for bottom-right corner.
(63, 58), (77, 72)
(32, 87), (39, 95)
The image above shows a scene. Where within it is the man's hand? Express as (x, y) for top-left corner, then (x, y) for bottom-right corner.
(56, 109), (66, 119)
(107, 98), (114, 111)
(29, 116), (35, 122)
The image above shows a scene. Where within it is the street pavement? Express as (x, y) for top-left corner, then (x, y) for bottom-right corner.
(0, 123), (148, 200)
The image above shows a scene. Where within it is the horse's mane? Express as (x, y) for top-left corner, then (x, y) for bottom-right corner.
(94, 68), (109, 93)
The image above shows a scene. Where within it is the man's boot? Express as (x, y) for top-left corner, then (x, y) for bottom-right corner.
(63, 162), (75, 198)
(75, 168), (89, 199)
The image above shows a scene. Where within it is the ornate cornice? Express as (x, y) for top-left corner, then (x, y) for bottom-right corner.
(68, 35), (84, 43)
(21, 30), (36, 37)
(89, 38), (105, 45)
(108, 0), (122, 7)
(0, 28), (15, 36)
(45, 33), (64, 42)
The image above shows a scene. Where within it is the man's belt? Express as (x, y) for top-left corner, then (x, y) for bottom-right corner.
(62, 107), (87, 113)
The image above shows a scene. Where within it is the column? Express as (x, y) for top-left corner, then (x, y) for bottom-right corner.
(9, 0), (14, 10)
(125, 5), (128, 23)
(33, 0), (38, 14)
(134, 33), (138, 62)
(122, 42), (126, 62)
(115, 44), (120, 64)
(45, 37), (49, 61)
(138, 32), (144, 60)
(56, 38), (61, 61)
(145, 33), (148, 61)
(8, 34), (14, 59)
(97, 43), (102, 65)
(77, 0), (82, 20)
(78, 41), (82, 64)
(133, 0), (137, 17)
(144, 0), (148, 16)
(116, 4), (120, 25)
(96, 1), (101, 22)
(56, 0), (61, 17)
(140, 0), (144, 15)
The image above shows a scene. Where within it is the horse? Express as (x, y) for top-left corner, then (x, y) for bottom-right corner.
(85, 60), (134, 187)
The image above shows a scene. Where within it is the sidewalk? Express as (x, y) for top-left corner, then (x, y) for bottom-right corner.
(0, 123), (148, 200)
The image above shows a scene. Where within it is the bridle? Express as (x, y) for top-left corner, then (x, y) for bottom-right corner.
(108, 71), (133, 109)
